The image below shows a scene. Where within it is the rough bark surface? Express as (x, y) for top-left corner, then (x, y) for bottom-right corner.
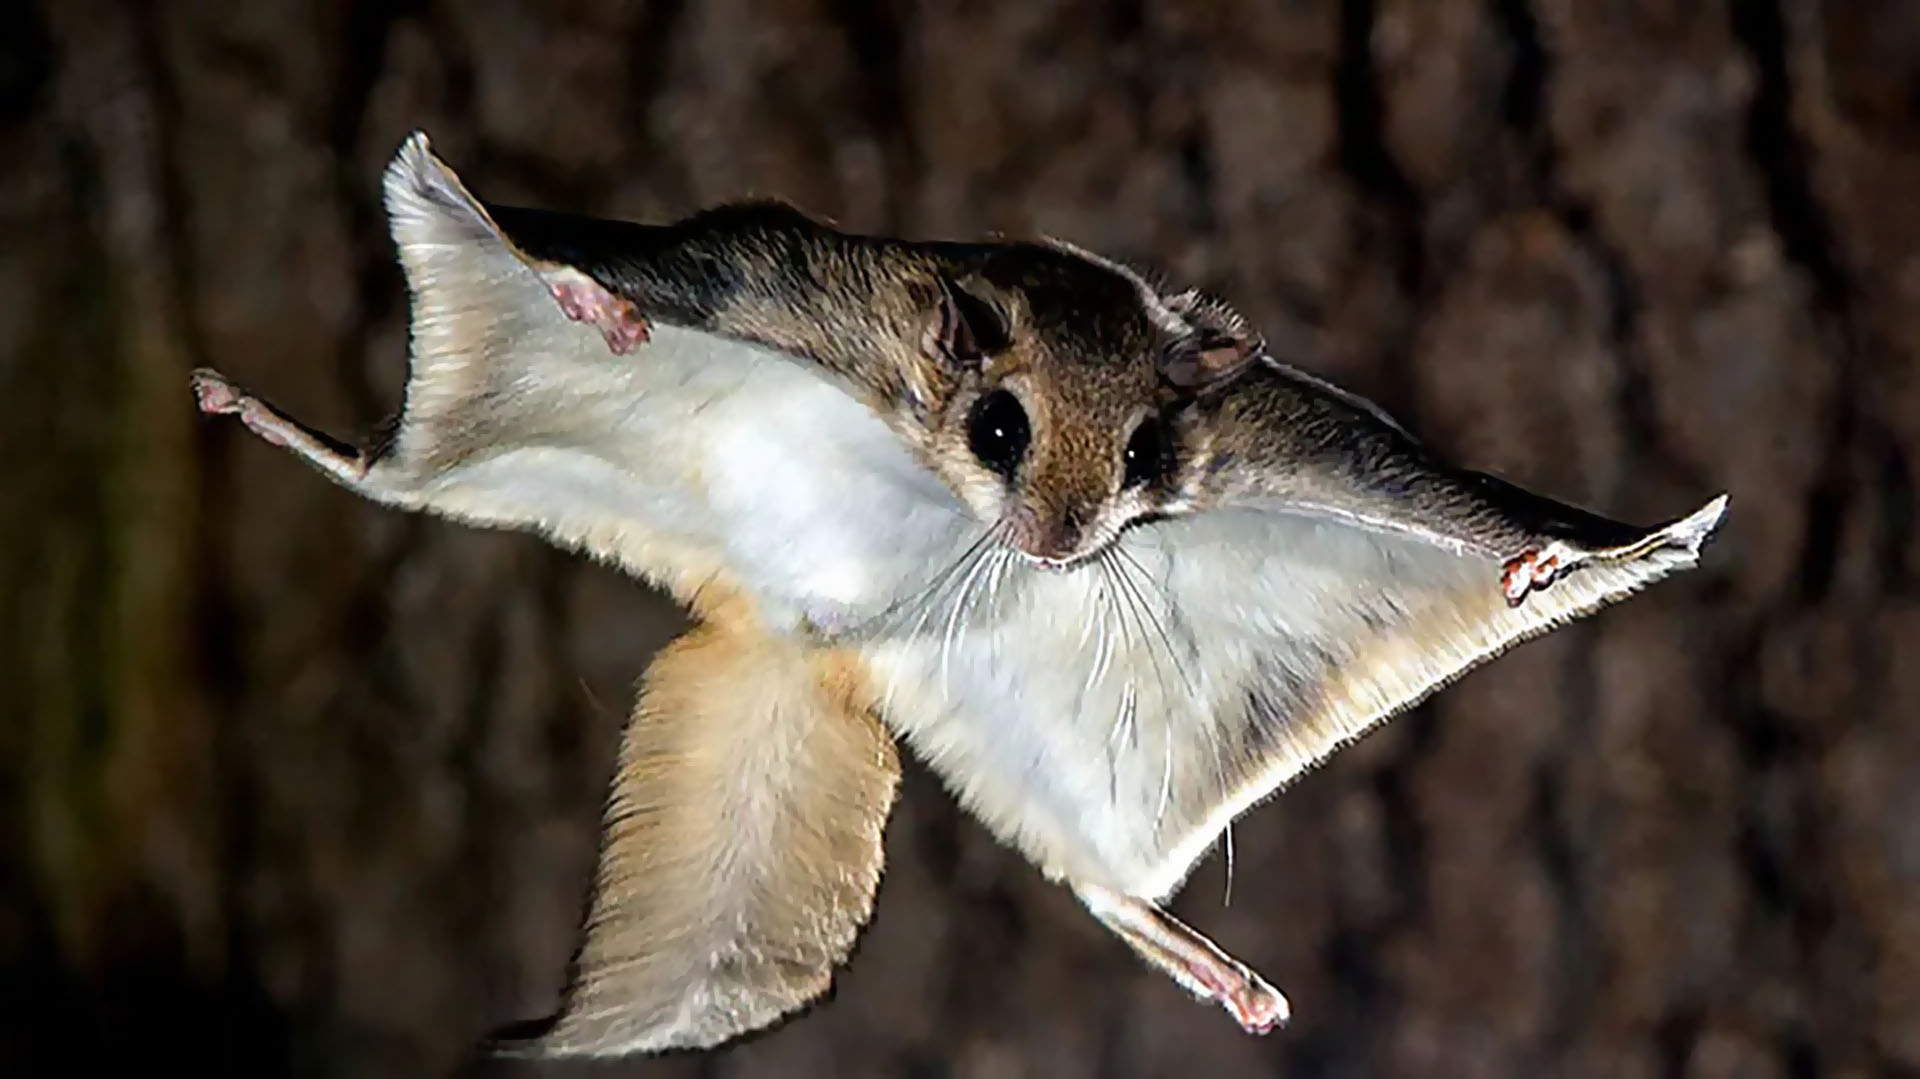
(5, 2), (1917, 1076)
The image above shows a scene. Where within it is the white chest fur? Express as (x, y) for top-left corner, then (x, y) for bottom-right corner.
(858, 530), (1268, 899)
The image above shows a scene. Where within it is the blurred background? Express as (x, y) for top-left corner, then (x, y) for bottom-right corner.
(5, 0), (1918, 1076)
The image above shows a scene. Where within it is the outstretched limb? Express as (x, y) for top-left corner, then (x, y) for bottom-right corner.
(1075, 883), (1289, 1034)
(190, 368), (373, 488)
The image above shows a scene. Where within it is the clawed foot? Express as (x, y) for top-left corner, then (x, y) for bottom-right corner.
(542, 266), (651, 355)
(1076, 884), (1291, 1036)
(1500, 541), (1577, 607)
(189, 368), (369, 484)
(1195, 956), (1290, 1035)
(191, 367), (247, 418)
(192, 368), (304, 453)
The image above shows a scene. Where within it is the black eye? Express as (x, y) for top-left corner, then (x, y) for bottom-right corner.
(966, 389), (1031, 480)
(1123, 417), (1167, 488)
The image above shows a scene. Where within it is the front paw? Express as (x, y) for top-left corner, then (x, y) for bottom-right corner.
(543, 266), (652, 355)
(1500, 541), (1576, 607)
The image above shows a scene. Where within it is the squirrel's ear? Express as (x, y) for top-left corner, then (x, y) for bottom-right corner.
(1160, 289), (1263, 390)
(1161, 332), (1259, 390)
(927, 274), (1010, 368)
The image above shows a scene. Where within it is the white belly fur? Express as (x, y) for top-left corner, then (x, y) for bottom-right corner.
(859, 532), (1276, 899)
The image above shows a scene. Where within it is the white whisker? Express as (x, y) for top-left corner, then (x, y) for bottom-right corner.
(867, 525), (996, 638)
(984, 546), (1016, 665)
(1113, 544), (1196, 700)
(1113, 681), (1139, 753)
(1156, 710), (1174, 827)
(1085, 560), (1118, 700)
(1107, 540), (1208, 838)
(938, 525), (1004, 703)
(875, 525), (997, 717)
(1113, 544), (1237, 905)
(1222, 816), (1236, 908)
(1100, 549), (1174, 828)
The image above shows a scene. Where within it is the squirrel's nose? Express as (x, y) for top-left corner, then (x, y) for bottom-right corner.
(1008, 502), (1088, 566)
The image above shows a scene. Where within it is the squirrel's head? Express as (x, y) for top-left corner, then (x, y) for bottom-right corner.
(905, 244), (1261, 570)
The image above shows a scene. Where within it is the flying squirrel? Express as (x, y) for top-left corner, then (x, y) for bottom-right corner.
(189, 132), (1728, 1058)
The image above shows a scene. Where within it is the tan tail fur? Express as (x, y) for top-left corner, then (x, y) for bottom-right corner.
(494, 590), (901, 1057)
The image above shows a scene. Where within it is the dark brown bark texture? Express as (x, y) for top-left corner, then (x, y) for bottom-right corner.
(4, 1), (1917, 1076)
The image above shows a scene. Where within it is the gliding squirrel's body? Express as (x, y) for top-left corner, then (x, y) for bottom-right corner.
(191, 133), (1728, 1057)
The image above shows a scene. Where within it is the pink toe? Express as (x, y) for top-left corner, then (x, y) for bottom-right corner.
(1501, 555), (1535, 606)
(192, 376), (240, 415)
